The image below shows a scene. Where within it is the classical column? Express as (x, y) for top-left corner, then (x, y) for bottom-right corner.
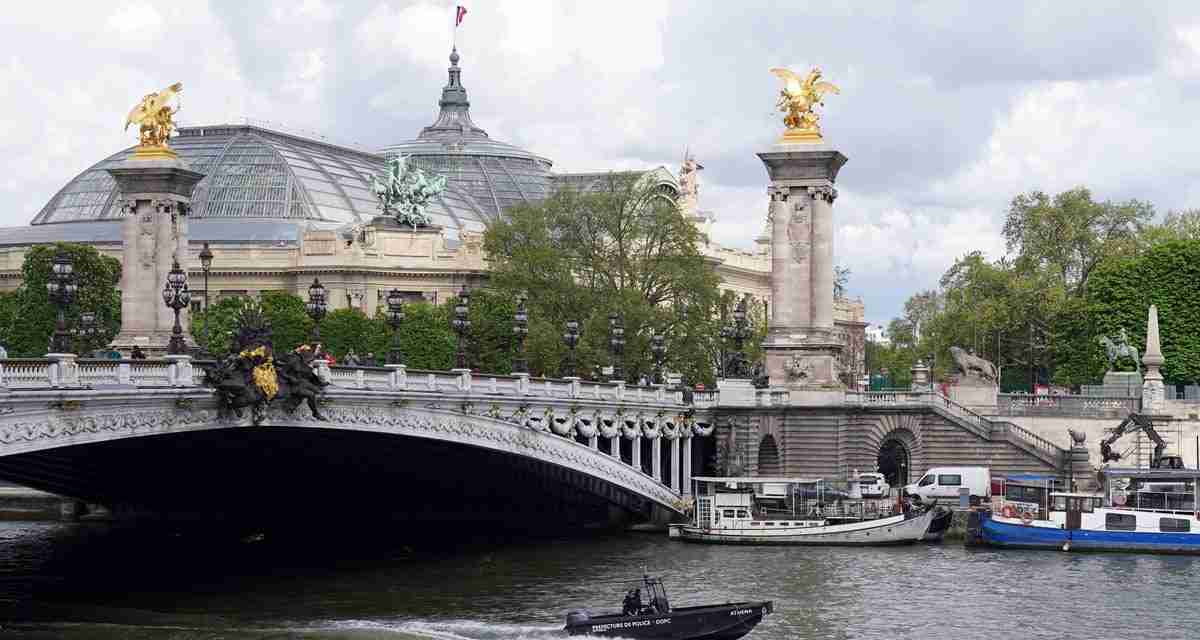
(610, 434), (621, 460)
(682, 436), (693, 496)
(1142, 304), (1166, 413)
(670, 437), (681, 493)
(808, 185), (836, 329)
(768, 186), (805, 330)
(108, 159), (204, 356)
(632, 434), (642, 474)
(651, 436), (662, 483)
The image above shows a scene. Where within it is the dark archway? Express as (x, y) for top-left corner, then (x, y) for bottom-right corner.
(878, 438), (910, 487)
(758, 434), (781, 476)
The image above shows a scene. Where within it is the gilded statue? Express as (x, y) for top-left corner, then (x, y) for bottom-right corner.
(124, 82), (183, 159)
(769, 67), (839, 143)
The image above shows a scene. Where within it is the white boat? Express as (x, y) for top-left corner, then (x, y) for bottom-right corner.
(670, 476), (949, 545)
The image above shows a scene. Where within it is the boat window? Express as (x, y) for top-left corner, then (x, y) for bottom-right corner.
(736, 510), (749, 518)
(722, 509), (736, 518)
(750, 522), (760, 526)
(1105, 513), (1137, 531)
(1050, 495), (1067, 511)
(938, 474), (962, 486)
(765, 522), (775, 526)
(1080, 499), (1094, 514)
(1006, 486), (1043, 502)
(1160, 518), (1190, 532)
(918, 474), (935, 487)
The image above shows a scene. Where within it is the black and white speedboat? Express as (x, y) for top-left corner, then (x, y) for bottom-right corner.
(564, 575), (772, 639)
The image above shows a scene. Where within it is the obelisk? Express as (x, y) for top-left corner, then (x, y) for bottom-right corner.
(759, 67), (847, 393)
(1142, 304), (1166, 413)
(108, 83), (204, 356)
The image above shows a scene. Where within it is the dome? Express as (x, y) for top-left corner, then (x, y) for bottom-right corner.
(380, 48), (554, 219)
(31, 125), (494, 237)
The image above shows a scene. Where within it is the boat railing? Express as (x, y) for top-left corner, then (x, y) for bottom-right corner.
(1116, 490), (1196, 514)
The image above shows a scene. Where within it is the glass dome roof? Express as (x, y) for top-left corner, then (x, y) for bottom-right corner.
(379, 48), (554, 219)
(31, 125), (493, 237)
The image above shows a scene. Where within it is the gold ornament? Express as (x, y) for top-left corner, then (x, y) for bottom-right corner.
(124, 82), (183, 160)
(239, 346), (279, 401)
(769, 67), (840, 143)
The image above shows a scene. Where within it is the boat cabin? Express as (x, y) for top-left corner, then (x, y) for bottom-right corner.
(995, 473), (1065, 519)
(1101, 468), (1200, 514)
(690, 476), (827, 529)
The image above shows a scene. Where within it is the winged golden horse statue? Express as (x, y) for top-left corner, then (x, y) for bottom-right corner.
(124, 82), (183, 159)
(769, 67), (839, 143)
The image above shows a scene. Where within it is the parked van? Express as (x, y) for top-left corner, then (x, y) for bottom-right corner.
(904, 466), (990, 505)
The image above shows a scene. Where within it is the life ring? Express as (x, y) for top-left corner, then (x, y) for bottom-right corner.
(1021, 511), (1034, 525)
(1001, 505), (1017, 519)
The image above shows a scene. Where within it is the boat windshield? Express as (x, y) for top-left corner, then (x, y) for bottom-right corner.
(642, 577), (671, 613)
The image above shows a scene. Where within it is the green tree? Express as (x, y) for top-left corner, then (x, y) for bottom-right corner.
(318, 308), (377, 360)
(0, 243), (121, 357)
(260, 292), (313, 354)
(191, 296), (256, 356)
(373, 301), (456, 370)
(484, 173), (723, 383)
(1142, 209), (1200, 246)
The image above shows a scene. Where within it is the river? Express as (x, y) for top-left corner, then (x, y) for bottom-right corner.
(0, 521), (1197, 639)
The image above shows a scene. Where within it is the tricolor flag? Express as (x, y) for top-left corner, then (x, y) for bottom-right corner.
(456, 5), (468, 27)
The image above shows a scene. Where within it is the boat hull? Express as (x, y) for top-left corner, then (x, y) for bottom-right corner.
(565, 601), (773, 639)
(675, 508), (942, 546)
(976, 513), (1200, 555)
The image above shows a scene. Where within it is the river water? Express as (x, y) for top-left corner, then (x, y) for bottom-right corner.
(0, 521), (1197, 639)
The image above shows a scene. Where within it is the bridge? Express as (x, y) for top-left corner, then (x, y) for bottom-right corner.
(0, 357), (714, 533)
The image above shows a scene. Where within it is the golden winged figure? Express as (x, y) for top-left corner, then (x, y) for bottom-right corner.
(124, 82), (183, 159)
(769, 67), (839, 143)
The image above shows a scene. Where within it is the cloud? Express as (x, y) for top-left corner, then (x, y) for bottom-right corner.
(2, 1), (1199, 326)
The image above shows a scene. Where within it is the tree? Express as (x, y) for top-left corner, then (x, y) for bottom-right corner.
(1003, 187), (1153, 297)
(0, 243), (121, 357)
(484, 174), (724, 384)
(1142, 209), (1200, 246)
(191, 296), (255, 356)
(374, 302), (456, 370)
(318, 309), (377, 360)
(260, 292), (313, 354)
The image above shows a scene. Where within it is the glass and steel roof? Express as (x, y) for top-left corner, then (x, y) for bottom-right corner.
(380, 48), (554, 219)
(31, 125), (493, 237)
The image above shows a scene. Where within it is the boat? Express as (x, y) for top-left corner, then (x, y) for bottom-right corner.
(564, 574), (772, 639)
(968, 468), (1200, 554)
(670, 476), (948, 545)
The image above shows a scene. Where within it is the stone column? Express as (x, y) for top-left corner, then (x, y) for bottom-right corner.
(670, 437), (681, 493)
(610, 435), (621, 460)
(651, 437), (662, 483)
(107, 158), (204, 356)
(757, 148), (848, 392)
(682, 436), (693, 496)
(1142, 304), (1166, 414)
(632, 435), (642, 474)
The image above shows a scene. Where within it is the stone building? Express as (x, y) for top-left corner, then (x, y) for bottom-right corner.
(0, 47), (865, 373)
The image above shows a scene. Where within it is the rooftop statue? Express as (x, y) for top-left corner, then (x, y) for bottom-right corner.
(372, 155), (448, 229)
(769, 67), (839, 143)
(678, 152), (703, 201)
(124, 82), (183, 160)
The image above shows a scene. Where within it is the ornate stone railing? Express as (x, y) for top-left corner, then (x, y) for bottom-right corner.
(995, 393), (1139, 418)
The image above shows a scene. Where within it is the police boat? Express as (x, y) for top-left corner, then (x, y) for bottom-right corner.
(564, 574), (772, 639)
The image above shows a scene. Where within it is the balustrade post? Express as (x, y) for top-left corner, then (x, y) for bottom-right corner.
(387, 364), (407, 390)
(118, 362), (132, 385)
(48, 353), (79, 388)
(313, 359), (332, 385)
(615, 380), (625, 401)
(0, 361), (6, 390)
(455, 370), (472, 393)
(567, 378), (581, 398)
(164, 354), (193, 387)
(682, 435), (693, 496)
(515, 371), (530, 395)
(355, 369), (366, 388)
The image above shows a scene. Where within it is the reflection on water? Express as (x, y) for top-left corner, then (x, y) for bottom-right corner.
(0, 522), (1198, 639)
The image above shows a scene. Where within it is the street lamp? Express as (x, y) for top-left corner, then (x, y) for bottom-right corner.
(608, 313), (625, 382)
(452, 287), (471, 370)
(306, 277), (327, 342)
(161, 259), (191, 355)
(651, 330), (666, 385)
(46, 251), (77, 354)
(561, 319), (581, 378)
(75, 310), (99, 356)
(198, 242), (213, 350)
(512, 294), (529, 374)
(720, 295), (751, 378)
(385, 288), (406, 365)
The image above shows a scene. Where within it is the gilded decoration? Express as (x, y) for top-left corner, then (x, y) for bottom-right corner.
(769, 67), (840, 143)
(124, 82), (183, 160)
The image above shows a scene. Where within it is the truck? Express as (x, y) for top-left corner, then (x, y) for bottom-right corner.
(904, 466), (990, 506)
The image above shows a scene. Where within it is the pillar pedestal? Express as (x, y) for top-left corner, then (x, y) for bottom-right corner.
(757, 146), (848, 390)
(107, 158), (204, 357)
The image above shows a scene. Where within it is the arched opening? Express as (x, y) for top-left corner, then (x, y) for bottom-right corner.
(878, 438), (910, 487)
(757, 434), (781, 477)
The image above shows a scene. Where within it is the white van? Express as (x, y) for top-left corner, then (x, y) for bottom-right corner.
(849, 472), (890, 499)
(904, 466), (990, 505)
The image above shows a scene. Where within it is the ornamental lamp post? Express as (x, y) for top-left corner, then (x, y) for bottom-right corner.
(306, 277), (327, 342)
(452, 287), (471, 370)
(651, 330), (667, 385)
(719, 295), (751, 378)
(561, 319), (581, 378)
(46, 251), (77, 354)
(162, 259), (191, 355)
(75, 310), (99, 356)
(385, 288), (406, 365)
(198, 242), (214, 353)
(608, 313), (625, 383)
(512, 294), (529, 374)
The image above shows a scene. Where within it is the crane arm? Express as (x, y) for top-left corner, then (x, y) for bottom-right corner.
(1099, 413), (1168, 466)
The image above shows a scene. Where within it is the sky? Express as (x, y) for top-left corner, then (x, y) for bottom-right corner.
(3, 1), (1200, 327)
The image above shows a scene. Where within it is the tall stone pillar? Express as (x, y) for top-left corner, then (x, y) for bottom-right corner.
(1142, 304), (1166, 414)
(107, 158), (204, 356)
(651, 437), (662, 482)
(670, 437), (681, 493)
(682, 436), (693, 496)
(758, 148), (848, 391)
(632, 435), (643, 474)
